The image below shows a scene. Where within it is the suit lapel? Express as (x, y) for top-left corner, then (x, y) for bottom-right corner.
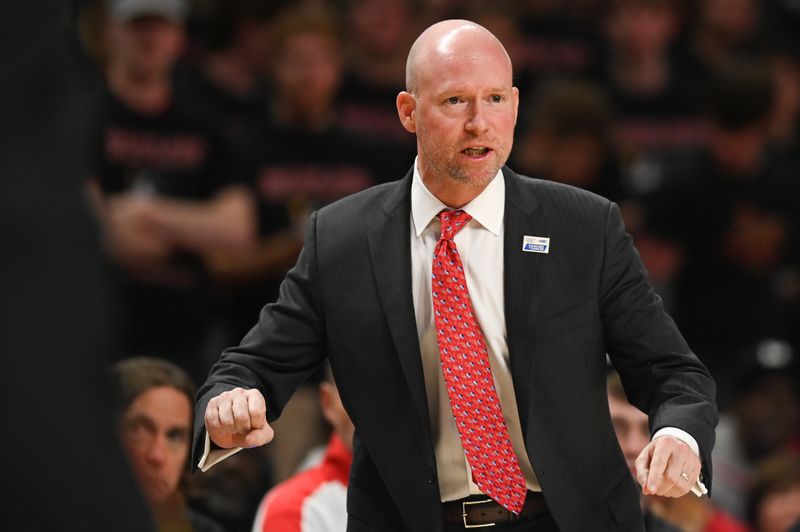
(502, 168), (546, 431)
(366, 172), (432, 429)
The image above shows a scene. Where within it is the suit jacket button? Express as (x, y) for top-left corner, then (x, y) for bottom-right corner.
(427, 468), (435, 484)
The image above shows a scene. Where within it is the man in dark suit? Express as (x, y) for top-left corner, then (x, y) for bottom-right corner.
(193, 20), (717, 531)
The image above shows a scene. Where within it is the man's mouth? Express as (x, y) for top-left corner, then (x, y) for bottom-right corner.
(462, 147), (492, 158)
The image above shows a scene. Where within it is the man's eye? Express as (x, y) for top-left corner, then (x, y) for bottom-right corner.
(167, 429), (188, 446)
(447, 96), (460, 104)
(491, 95), (504, 103)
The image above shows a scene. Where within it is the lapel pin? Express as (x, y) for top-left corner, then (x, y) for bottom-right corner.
(522, 235), (550, 254)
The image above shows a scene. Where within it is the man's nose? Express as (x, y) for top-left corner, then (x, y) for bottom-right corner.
(464, 102), (489, 135)
(145, 435), (168, 465)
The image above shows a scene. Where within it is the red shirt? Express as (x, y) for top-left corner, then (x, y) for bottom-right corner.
(253, 435), (352, 532)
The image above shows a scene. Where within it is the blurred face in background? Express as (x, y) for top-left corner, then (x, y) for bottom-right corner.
(755, 484), (800, 532)
(234, 20), (274, 80)
(709, 123), (766, 176)
(769, 55), (800, 142)
(700, 0), (758, 46)
(119, 385), (191, 507)
(107, 15), (185, 80)
(735, 375), (799, 461)
(608, 393), (650, 477)
(606, 3), (677, 59)
(533, 133), (605, 188)
(349, 0), (412, 56)
(272, 30), (342, 116)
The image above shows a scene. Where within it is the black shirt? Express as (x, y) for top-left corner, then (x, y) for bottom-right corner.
(244, 120), (411, 236)
(94, 84), (238, 199)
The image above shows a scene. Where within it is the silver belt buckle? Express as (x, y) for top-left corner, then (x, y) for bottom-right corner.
(462, 499), (497, 528)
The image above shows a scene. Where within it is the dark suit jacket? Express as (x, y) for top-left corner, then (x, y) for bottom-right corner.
(194, 168), (717, 532)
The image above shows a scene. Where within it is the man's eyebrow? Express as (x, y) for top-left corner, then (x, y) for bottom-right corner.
(433, 85), (467, 96)
(125, 414), (156, 427)
(433, 86), (510, 97)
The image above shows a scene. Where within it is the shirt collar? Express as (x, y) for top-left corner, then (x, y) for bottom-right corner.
(410, 157), (505, 238)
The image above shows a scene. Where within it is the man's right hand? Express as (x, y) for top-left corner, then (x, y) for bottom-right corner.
(204, 388), (274, 449)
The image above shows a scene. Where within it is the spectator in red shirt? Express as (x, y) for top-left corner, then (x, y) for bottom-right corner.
(252, 369), (354, 532)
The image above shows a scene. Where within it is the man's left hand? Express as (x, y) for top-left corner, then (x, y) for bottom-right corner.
(634, 435), (701, 497)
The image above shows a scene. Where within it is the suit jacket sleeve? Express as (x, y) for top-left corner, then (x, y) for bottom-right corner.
(192, 211), (327, 468)
(600, 202), (718, 489)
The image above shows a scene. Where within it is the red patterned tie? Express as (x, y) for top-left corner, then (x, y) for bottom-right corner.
(432, 209), (528, 514)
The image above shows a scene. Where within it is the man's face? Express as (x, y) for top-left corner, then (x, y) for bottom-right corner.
(406, 37), (519, 190)
(109, 16), (185, 79)
(272, 31), (342, 112)
(606, 5), (675, 58)
(120, 386), (191, 507)
(608, 394), (650, 477)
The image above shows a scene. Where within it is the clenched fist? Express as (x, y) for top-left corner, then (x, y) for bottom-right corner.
(204, 388), (274, 449)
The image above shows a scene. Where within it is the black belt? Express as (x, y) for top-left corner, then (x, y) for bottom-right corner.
(442, 491), (548, 528)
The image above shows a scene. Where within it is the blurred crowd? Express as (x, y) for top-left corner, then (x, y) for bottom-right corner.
(69, 0), (800, 530)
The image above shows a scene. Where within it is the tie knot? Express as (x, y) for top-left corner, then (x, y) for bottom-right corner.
(438, 209), (472, 241)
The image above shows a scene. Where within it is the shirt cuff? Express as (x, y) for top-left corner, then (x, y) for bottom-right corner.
(652, 427), (708, 497)
(197, 431), (243, 472)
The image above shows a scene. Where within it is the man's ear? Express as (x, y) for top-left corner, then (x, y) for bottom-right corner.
(319, 382), (334, 426)
(396, 91), (417, 133)
(512, 86), (520, 126)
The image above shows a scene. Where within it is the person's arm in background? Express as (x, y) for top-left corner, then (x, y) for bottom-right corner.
(133, 184), (257, 255)
(86, 178), (173, 274)
(205, 230), (304, 284)
(87, 180), (257, 271)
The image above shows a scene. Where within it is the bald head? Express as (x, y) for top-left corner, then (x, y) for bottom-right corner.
(396, 19), (519, 207)
(405, 20), (512, 95)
